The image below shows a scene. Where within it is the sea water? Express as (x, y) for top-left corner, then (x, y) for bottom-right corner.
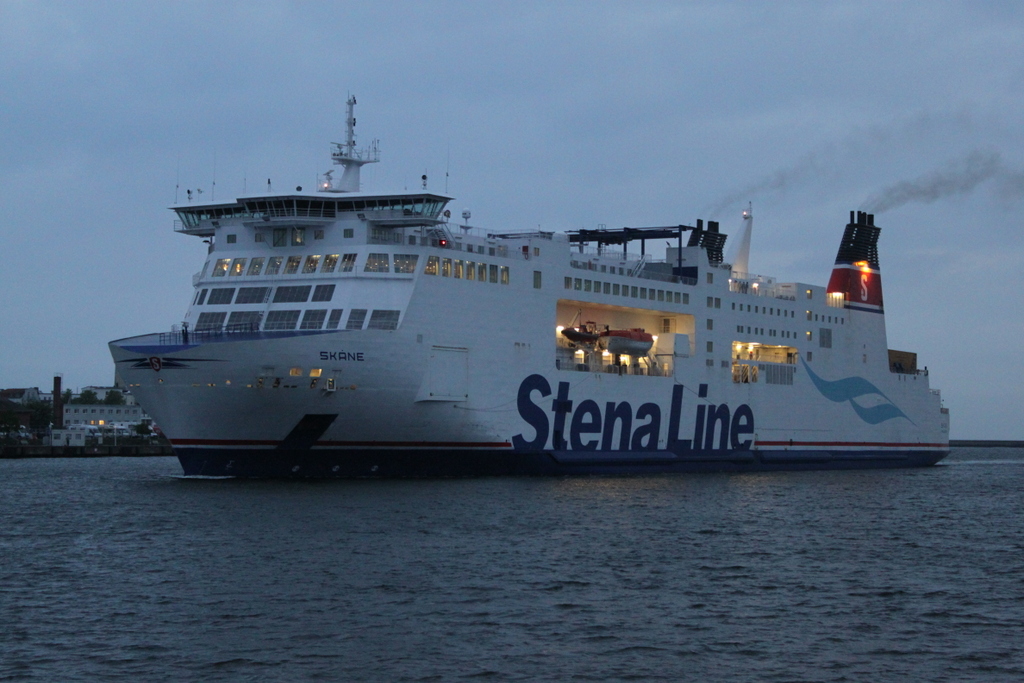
(2, 448), (1023, 681)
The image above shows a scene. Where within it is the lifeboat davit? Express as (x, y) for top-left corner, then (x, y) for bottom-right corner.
(597, 328), (654, 356)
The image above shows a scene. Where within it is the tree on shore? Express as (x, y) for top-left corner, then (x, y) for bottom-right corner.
(74, 390), (99, 405)
(103, 390), (126, 405)
(24, 399), (53, 430)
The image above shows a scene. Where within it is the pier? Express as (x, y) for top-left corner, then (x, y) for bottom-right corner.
(0, 445), (173, 459)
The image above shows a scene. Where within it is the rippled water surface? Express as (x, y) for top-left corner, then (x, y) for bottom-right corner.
(3, 448), (1024, 681)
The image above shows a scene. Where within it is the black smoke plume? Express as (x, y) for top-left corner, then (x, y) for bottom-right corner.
(861, 150), (1004, 213)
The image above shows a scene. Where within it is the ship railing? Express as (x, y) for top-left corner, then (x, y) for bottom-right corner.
(891, 364), (930, 377)
(160, 322), (263, 345)
(728, 280), (796, 301)
(554, 347), (671, 377)
(569, 259), (697, 286)
(555, 358), (671, 377)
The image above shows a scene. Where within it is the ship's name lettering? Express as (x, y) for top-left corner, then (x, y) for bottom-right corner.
(318, 351), (365, 361)
(511, 374), (754, 453)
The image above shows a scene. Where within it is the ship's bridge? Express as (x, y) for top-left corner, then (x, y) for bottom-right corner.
(173, 192), (451, 236)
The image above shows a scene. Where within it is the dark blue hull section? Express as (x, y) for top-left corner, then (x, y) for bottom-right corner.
(175, 447), (949, 478)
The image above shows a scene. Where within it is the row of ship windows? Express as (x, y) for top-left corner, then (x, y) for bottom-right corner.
(213, 253), (361, 277)
(708, 351), (815, 369)
(565, 277), (689, 304)
(193, 284), (336, 306)
(732, 325), (835, 347)
(208, 252), (511, 283)
(66, 408), (142, 415)
(729, 301), (795, 317)
(729, 300), (845, 326)
(423, 256), (510, 284)
(735, 325), (800, 339)
(193, 308), (399, 332)
(177, 196), (446, 227)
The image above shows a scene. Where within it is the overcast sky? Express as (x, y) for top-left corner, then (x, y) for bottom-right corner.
(2, 1), (1022, 438)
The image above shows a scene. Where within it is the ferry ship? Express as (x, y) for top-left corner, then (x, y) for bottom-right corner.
(109, 98), (950, 477)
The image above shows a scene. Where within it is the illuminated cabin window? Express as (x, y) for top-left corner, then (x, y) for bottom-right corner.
(454, 260), (464, 278)
(212, 259), (230, 277)
(424, 255), (440, 275)
(303, 255), (321, 273)
(340, 254), (357, 272)
(247, 258), (265, 276)
(321, 254), (340, 273)
(284, 256), (302, 274)
(289, 367), (302, 376)
(500, 266), (509, 285)
(266, 256), (283, 275)
(365, 253), (390, 273)
(394, 254), (418, 273)
(291, 228), (305, 246)
(442, 258), (452, 277)
(229, 258), (246, 276)
(465, 261), (476, 280)
(309, 368), (322, 378)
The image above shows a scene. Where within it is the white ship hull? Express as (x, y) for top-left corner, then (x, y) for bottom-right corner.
(109, 101), (949, 476)
(110, 226), (948, 476)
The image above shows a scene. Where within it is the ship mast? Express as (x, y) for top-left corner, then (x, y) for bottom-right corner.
(730, 202), (753, 276)
(322, 95), (380, 193)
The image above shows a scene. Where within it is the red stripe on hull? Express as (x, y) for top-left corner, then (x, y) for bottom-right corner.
(171, 438), (513, 448)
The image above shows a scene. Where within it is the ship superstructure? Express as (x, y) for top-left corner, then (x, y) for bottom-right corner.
(110, 100), (949, 477)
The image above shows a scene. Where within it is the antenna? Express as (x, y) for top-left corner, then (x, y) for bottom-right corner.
(445, 144), (450, 193)
(212, 150), (217, 201)
(175, 155), (180, 204)
(422, 172), (427, 190)
(324, 95), (380, 193)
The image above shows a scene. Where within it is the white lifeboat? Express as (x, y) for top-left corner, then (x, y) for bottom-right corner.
(597, 328), (654, 356)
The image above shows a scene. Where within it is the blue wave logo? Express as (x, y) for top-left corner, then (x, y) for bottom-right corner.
(800, 358), (911, 425)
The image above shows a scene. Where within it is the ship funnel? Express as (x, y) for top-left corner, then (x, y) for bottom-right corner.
(827, 210), (883, 314)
